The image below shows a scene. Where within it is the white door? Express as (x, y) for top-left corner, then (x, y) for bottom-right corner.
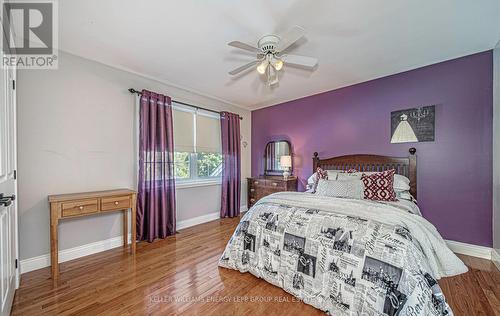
(0, 20), (18, 316)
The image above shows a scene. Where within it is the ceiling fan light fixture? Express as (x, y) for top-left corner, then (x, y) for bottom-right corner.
(256, 60), (268, 74)
(227, 26), (318, 87)
(268, 66), (279, 86)
(272, 58), (284, 71)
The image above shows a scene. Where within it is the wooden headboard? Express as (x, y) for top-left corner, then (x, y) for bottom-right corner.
(313, 148), (417, 198)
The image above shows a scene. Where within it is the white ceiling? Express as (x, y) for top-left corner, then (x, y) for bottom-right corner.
(59, 0), (500, 110)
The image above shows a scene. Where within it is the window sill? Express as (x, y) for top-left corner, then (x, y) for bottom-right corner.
(175, 179), (222, 189)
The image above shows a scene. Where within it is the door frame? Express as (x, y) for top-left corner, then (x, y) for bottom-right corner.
(0, 0), (20, 293)
(10, 67), (19, 290)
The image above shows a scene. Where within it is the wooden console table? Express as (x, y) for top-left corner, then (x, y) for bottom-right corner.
(48, 189), (137, 279)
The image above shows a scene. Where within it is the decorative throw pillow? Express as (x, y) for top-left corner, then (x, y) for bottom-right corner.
(311, 167), (328, 193)
(342, 170), (411, 192)
(315, 179), (364, 199)
(361, 169), (398, 201)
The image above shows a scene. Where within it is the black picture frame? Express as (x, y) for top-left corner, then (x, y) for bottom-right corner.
(390, 105), (435, 143)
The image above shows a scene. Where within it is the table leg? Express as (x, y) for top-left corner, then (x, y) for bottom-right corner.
(123, 209), (128, 248)
(131, 194), (137, 254)
(50, 203), (59, 279)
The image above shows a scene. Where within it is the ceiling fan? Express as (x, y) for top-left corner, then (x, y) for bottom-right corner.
(228, 26), (318, 86)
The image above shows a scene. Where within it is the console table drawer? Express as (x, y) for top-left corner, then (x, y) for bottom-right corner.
(61, 199), (99, 218)
(101, 195), (131, 211)
(48, 189), (137, 280)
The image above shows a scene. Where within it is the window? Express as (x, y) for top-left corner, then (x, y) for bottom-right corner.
(172, 103), (222, 184)
(144, 151), (173, 182)
(173, 152), (190, 180)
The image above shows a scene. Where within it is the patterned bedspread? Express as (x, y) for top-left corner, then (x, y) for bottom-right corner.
(219, 193), (465, 315)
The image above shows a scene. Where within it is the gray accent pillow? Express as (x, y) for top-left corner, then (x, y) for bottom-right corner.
(315, 179), (364, 199)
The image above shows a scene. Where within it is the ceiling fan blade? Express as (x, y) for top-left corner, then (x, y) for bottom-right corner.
(282, 54), (318, 69)
(228, 60), (259, 75)
(228, 41), (260, 53)
(277, 25), (305, 52)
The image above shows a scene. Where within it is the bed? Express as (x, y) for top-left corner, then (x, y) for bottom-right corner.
(219, 148), (467, 315)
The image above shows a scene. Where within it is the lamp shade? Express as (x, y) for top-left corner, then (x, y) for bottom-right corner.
(280, 155), (292, 168)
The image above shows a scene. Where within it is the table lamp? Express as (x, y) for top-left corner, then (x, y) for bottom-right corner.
(280, 155), (292, 179)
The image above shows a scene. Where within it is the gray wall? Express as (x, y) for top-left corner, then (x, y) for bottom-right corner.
(494, 41), (500, 263)
(17, 51), (251, 260)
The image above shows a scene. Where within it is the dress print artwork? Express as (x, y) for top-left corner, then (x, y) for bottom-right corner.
(391, 105), (435, 143)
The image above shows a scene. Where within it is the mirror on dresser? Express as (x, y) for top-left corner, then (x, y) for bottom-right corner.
(247, 140), (297, 209)
(264, 140), (292, 176)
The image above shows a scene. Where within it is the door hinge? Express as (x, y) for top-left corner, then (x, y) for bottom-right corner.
(12, 79), (15, 90)
(15, 259), (18, 269)
(13, 170), (16, 180)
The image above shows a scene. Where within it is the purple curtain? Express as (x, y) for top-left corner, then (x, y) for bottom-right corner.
(220, 112), (241, 218)
(137, 89), (176, 242)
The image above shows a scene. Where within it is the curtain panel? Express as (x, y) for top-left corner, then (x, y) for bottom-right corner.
(220, 111), (241, 218)
(137, 89), (176, 242)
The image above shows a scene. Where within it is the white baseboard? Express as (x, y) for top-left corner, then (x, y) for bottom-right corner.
(492, 249), (500, 271)
(177, 212), (220, 230)
(21, 234), (132, 274)
(21, 205), (247, 274)
(445, 240), (492, 260)
(177, 204), (247, 230)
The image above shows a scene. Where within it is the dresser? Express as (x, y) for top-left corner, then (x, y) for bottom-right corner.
(247, 176), (297, 209)
(48, 189), (137, 279)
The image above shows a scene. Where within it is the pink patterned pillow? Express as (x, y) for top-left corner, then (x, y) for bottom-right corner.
(361, 169), (398, 201)
(312, 167), (328, 193)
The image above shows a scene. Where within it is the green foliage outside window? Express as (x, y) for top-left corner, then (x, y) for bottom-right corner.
(174, 152), (222, 180)
(197, 152), (222, 177)
(174, 152), (190, 179)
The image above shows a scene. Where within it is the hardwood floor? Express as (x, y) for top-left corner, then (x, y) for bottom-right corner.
(12, 217), (500, 315)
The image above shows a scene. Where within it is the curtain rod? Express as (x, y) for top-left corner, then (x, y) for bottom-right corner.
(128, 88), (243, 120)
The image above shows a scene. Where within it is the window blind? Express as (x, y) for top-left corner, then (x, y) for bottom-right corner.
(196, 113), (221, 153)
(173, 108), (195, 152)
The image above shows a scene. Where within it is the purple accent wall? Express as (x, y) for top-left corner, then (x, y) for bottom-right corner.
(252, 51), (493, 247)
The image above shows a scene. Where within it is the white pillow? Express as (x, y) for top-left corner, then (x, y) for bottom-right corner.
(306, 174), (316, 188)
(393, 174), (411, 191)
(315, 179), (364, 199)
(396, 190), (416, 202)
(307, 170), (411, 191)
(337, 172), (362, 180)
(306, 170), (341, 189)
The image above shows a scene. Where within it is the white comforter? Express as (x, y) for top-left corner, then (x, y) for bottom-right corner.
(256, 192), (467, 279)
